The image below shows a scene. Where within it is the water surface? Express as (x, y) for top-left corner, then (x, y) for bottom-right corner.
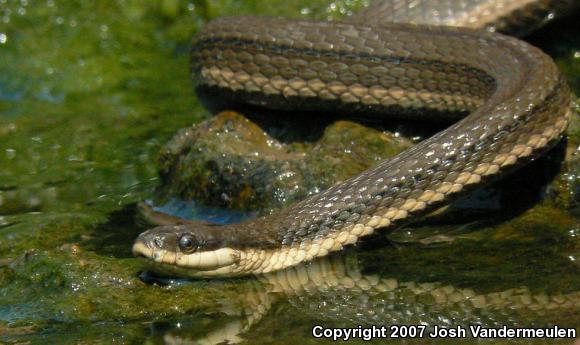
(0, 1), (579, 344)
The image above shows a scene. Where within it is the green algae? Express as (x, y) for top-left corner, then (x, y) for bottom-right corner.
(0, 0), (371, 342)
(0, 0), (579, 344)
(156, 112), (412, 211)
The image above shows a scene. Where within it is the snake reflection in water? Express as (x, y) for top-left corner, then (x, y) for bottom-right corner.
(155, 253), (580, 345)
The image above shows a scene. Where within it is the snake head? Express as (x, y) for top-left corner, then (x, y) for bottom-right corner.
(132, 222), (242, 277)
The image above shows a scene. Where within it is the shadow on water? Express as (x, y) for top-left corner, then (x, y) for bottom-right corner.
(82, 204), (146, 258)
(527, 13), (580, 91)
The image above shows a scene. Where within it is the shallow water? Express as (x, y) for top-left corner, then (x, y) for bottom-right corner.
(0, 0), (579, 344)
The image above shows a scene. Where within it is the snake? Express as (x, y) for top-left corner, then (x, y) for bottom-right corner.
(132, 0), (577, 278)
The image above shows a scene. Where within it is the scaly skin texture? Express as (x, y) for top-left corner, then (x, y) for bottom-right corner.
(133, 0), (575, 277)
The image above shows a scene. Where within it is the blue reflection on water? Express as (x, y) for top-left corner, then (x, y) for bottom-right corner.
(144, 198), (256, 225)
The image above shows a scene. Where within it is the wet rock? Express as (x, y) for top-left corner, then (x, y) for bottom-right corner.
(156, 111), (412, 212)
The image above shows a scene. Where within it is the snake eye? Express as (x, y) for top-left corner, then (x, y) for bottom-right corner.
(178, 234), (198, 253)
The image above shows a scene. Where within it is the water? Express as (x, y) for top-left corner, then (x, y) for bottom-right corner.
(0, 1), (578, 344)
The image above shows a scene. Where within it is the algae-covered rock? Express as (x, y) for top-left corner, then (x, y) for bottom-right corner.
(156, 111), (412, 211)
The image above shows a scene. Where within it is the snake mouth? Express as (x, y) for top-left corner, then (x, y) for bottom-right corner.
(132, 241), (241, 276)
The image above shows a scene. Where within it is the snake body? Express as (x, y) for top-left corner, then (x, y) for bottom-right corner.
(133, 0), (575, 277)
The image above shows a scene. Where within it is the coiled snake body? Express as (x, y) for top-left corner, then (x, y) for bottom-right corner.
(133, 0), (576, 278)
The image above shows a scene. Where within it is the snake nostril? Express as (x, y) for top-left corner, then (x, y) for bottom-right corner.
(153, 236), (164, 248)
